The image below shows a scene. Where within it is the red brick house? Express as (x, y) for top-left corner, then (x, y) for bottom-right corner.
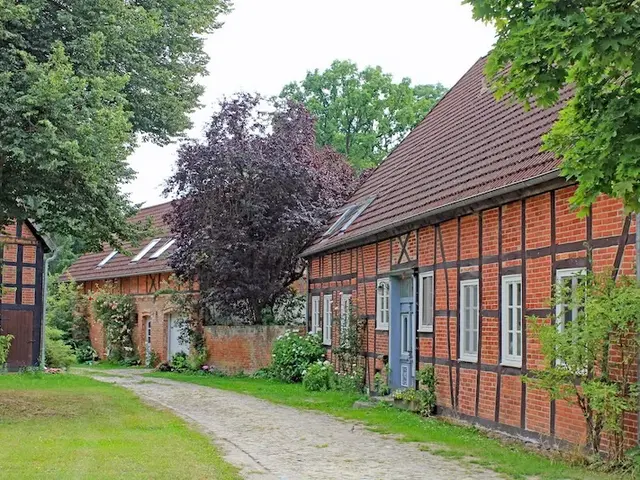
(1, 220), (52, 369)
(67, 201), (307, 372)
(302, 57), (638, 448)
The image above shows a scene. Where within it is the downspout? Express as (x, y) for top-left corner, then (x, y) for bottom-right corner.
(40, 246), (59, 368)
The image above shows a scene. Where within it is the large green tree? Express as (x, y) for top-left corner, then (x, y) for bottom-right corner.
(281, 60), (447, 169)
(465, 0), (640, 212)
(0, 0), (229, 250)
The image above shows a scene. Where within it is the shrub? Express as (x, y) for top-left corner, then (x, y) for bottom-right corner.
(529, 273), (640, 460)
(374, 372), (390, 396)
(146, 350), (160, 368)
(417, 365), (437, 415)
(75, 344), (97, 364)
(157, 361), (172, 372)
(303, 360), (335, 391)
(269, 331), (324, 383)
(45, 327), (75, 368)
(0, 334), (14, 367)
(333, 366), (365, 393)
(170, 352), (190, 372)
(393, 365), (437, 417)
(188, 349), (208, 371)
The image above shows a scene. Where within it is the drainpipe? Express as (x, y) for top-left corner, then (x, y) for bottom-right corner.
(40, 247), (59, 368)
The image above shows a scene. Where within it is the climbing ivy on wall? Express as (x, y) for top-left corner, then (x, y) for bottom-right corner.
(92, 285), (137, 364)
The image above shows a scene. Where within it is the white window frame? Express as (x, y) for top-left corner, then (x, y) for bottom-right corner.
(323, 294), (333, 346)
(501, 274), (523, 367)
(310, 296), (321, 334)
(555, 268), (585, 332)
(376, 278), (390, 330)
(132, 238), (161, 262)
(340, 293), (352, 336)
(459, 279), (479, 363)
(150, 239), (175, 259)
(97, 250), (117, 268)
(418, 272), (434, 332)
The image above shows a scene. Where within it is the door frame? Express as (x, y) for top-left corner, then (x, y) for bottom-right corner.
(144, 317), (152, 365)
(388, 272), (417, 390)
(167, 314), (190, 360)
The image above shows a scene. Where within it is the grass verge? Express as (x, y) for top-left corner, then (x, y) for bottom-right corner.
(0, 373), (239, 480)
(148, 371), (623, 480)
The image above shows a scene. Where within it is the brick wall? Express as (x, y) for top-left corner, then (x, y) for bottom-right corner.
(307, 184), (639, 448)
(204, 325), (289, 374)
(83, 276), (290, 373)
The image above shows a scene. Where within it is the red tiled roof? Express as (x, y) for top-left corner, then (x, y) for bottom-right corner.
(66, 201), (176, 282)
(303, 57), (567, 256)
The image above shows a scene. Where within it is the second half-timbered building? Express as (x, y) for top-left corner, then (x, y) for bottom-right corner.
(302, 57), (638, 449)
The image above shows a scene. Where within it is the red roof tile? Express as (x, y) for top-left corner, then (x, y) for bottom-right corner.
(66, 201), (176, 282)
(304, 57), (567, 256)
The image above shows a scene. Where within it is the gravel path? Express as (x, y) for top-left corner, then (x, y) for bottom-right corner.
(84, 369), (502, 480)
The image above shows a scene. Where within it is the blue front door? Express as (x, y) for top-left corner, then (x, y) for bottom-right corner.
(390, 276), (415, 389)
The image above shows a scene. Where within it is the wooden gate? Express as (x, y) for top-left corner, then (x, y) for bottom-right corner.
(1, 310), (34, 368)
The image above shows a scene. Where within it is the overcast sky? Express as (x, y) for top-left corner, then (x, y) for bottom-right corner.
(123, 0), (496, 207)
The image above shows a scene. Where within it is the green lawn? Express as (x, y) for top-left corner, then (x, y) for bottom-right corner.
(0, 373), (240, 480)
(148, 372), (624, 480)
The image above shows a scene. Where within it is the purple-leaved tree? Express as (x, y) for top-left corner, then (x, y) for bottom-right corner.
(166, 94), (356, 324)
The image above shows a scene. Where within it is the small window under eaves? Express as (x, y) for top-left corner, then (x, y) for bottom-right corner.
(150, 239), (175, 259)
(323, 196), (375, 237)
(97, 250), (117, 268)
(131, 238), (161, 262)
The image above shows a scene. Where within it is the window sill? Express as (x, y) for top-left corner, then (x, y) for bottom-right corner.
(375, 326), (389, 332)
(459, 356), (478, 363)
(500, 360), (522, 369)
(417, 328), (433, 333)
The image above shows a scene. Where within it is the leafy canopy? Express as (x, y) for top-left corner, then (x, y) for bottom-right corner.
(166, 94), (357, 324)
(281, 60), (447, 169)
(465, 0), (640, 212)
(0, 0), (229, 249)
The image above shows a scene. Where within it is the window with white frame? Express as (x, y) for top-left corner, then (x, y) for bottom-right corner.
(132, 238), (161, 262)
(501, 275), (522, 367)
(460, 279), (479, 362)
(340, 293), (352, 335)
(97, 250), (117, 268)
(376, 278), (390, 330)
(311, 296), (320, 334)
(555, 268), (585, 332)
(323, 294), (333, 345)
(419, 272), (434, 332)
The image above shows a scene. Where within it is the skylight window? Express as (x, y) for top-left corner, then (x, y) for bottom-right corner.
(97, 250), (117, 268)
(323, 196), (375, 237)
(323, 205), (360, 237)
(150, 239), (175, 259)
(131, 238), (161, 262)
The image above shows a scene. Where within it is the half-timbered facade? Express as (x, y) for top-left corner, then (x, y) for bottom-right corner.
(1, 220), (51, 369)
(67, 202), (189, 363)
(302, 57), (638, 449)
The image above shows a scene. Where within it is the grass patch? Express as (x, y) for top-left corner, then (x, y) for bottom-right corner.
(148, 372), (623, 480)
(0, 373), (239, 480)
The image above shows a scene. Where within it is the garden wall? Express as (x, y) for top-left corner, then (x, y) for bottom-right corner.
(204, 325), (288, 374)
